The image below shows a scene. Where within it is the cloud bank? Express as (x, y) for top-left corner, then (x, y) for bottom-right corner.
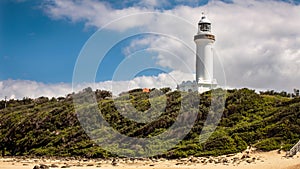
(1, 71), (193, 99)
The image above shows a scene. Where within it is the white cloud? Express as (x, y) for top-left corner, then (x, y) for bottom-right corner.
(43, 0), (156, 31)
(0, 71), (193, 99)
(137, 0), (169, 8)
(123, 35), (195, 73)
(41, 0), (300, 94)
(0, 79), (72, 99)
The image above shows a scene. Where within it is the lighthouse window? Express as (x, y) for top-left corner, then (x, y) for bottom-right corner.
(200, 23), (211, 32)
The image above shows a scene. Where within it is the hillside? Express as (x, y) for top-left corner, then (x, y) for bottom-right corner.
(0, 88), (299, 158)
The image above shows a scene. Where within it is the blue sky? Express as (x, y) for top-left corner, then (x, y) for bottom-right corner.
(0, 0), (93, 83)
(1, 0), (300, 98)
(0, 0), (236, 84)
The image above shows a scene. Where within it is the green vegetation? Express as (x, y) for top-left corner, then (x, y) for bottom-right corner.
(0, 88), (299, 158)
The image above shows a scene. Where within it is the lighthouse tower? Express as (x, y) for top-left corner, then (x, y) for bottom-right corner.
(177, 13), (217, 93)
(194, 14), (217, 93)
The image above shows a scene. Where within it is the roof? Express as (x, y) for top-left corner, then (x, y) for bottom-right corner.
(199, 15), (211, 24)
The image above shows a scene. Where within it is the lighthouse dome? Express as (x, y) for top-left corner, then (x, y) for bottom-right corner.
(198, 15), (211, 24)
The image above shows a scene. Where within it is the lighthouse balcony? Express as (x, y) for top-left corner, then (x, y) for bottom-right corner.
(198, 78), (217, 84)
(194, 34), (215, 41)
(177, 79), (217, 93)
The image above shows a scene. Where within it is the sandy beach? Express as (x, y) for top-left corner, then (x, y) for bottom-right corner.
(0, 150), (299, 169)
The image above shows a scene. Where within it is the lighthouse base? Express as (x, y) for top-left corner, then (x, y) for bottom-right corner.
(197, 80), (218, 93)
(177, 79), (217, 93)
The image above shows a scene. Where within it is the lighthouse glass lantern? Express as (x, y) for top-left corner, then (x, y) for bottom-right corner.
(198, 16), (211, 32)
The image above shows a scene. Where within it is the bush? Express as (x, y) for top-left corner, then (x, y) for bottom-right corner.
(255, 138), (281, 151)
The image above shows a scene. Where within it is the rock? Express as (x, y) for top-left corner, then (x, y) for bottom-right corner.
(200, 158), (206, 163)
(39, 164), (49, 169)
(226, 154), (235, 157)
(50, 164), (59, 168)
(246, 159), (253, 163)
(179, 158), (188, 162)
(61, 166), (70, 168)
(208, 157), (214, 163)
(214, 158), (220, 164)
(112, 162), (118, 166)
(33, 165), (40, 169)
(112, 159), (118, 166)
(189, 156), (198, 163)
(221, 157), (229, 163)
(241, 154), (250, 159)
(232, 157), (239, 163)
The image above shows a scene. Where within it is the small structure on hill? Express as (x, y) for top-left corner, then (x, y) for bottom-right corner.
(143, 88), (150, 93)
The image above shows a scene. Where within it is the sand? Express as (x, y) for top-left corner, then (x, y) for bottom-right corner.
(0, 150), (299, 169)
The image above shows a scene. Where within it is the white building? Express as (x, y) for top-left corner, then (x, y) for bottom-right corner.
(178, 14), (217, 93)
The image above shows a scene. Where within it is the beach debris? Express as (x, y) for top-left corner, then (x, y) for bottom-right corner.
(112, 158), (119, 166)
(189, 156), (198, 163)
(33, 165), (40, 169)
(241, 153), (250, 159)
(50, 164), (59, 168)
(40, 164), (49, 169)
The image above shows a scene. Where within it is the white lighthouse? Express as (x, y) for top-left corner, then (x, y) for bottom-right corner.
(195, 14), (217, 93)
(178, 13), (217, 93)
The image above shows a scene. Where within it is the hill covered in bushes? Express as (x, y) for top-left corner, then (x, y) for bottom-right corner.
(0, 88), (299, 158)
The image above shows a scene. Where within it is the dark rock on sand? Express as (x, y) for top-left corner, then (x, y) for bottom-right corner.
(112, 159), (119, 166)
(33, 165), (40, 169)
(50, 164), (59, 168)
(39, 164), (49, 169)
(241, 154), (250, 159)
